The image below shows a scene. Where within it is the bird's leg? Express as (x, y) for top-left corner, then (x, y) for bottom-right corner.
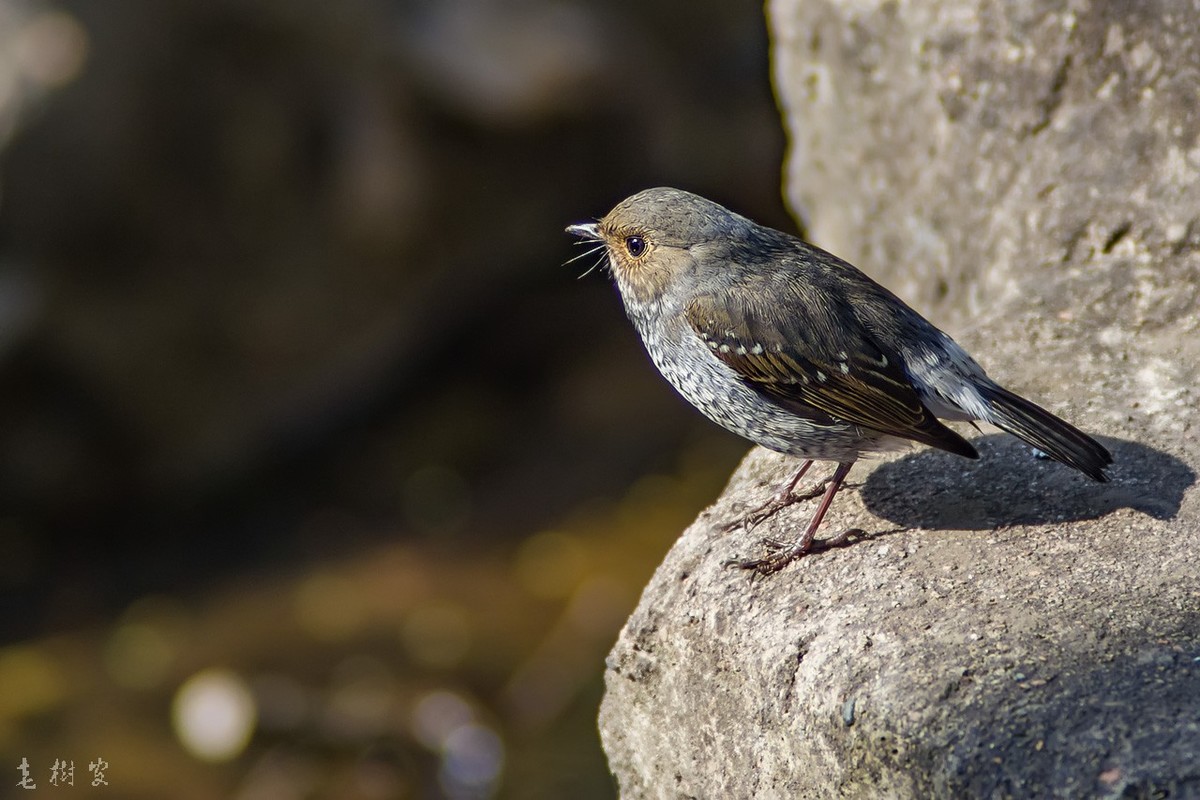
(732, 461), (856, 574)
(722, 459), (825, 532)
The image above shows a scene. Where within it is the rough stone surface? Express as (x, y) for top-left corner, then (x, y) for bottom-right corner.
(599, 1), (1200, 797)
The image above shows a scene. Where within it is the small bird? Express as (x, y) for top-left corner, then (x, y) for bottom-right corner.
(566, 187), (1112, 574)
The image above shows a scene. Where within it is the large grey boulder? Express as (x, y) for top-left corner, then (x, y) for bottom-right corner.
(599, 1), (1200, 797)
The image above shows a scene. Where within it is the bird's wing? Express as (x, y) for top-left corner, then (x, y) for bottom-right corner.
(684, 289), (978, 457)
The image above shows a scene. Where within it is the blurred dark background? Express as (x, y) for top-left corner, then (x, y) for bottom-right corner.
(0, 0), (795, 796)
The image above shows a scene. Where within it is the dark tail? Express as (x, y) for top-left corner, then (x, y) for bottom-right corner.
(978, 384), (1113, 482)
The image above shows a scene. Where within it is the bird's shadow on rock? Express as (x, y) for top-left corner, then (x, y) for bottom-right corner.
(861, 435), (1193, 530)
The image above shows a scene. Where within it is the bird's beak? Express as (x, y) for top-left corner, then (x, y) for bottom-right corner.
(565, 222), (602, 242)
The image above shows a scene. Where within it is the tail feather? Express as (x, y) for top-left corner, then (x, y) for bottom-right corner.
(977, 384), (1113, 482)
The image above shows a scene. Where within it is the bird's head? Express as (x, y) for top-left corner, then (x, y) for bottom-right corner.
(566, 187), (752, 309)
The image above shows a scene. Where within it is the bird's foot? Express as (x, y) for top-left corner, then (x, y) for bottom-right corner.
(726, 528), (865, 575)
(721, 478), (831, 533)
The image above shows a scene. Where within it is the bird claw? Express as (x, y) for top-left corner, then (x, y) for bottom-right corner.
(725, 547), (800, 576)
(721, 535), (807, 574)
(724, 528), (866, 575)
(720, 479), (830, 533)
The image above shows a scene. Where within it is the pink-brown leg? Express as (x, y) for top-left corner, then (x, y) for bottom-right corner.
(722, 460), (829, 532)
(731, 461), (857, 574)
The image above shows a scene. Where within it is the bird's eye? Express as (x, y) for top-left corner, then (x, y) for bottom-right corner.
(624, 235), (646, 258)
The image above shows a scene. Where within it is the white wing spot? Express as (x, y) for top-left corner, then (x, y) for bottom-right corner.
(750, 343), (764, 355)
(816, 370), (828, 382)
(735, 346), (747, 355)
(719, 344), (731, 354)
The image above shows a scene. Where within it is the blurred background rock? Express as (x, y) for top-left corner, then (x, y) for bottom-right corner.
(0, 0), (795, 797)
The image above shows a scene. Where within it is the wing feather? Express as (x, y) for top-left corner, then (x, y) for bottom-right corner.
(685, 290), (977, 458)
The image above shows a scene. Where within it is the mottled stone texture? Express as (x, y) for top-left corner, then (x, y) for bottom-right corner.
(599, 1), (1200, 797)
